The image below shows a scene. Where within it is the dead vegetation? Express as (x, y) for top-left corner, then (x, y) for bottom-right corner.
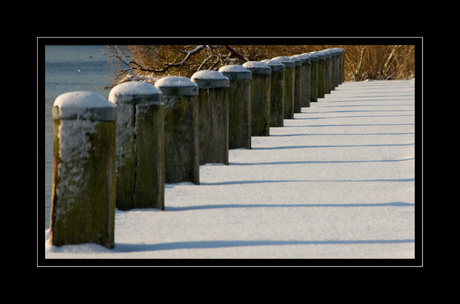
(107, 45), (415, 87)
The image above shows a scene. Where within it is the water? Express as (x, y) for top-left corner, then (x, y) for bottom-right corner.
(44, 45), (115, 229)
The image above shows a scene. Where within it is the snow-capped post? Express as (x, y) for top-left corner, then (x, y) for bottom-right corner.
(292, 54), (311, 108)
(218, 65), (252, 149)
(331, 48), (340, 89)
(191, 70), (230, 165)
(339, 48), (345, 84)
(108, 81), (165, 211)
(243, 61), (272, 136)
(289, 56), (302, 113)
(307, 52), (318, 103)
(155, 76), (200, 185)
(322, 50), (332, 94)
(262, 59), (285, 127)
(328, 49), (337, 90)
(272, 56), (295, 119)
(50, 91), (116, 249)
(314, 51), (326, 99)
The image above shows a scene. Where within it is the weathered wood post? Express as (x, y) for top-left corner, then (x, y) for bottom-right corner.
(338, 48), (345, 84)
(291, 54), (311, 108)
(331, 48), (340, 89)
(50, 91), (116, 248)
(191, 70), (230, 165)
(108, 81), (164, 211)
(272, 56), (295, 119)
(328, 48), (338, 90)
(314, 51), (326, 99)
(307, 52), (318, 103)
(155, 76), (200, 185)
(290, 56), (302, 113)
(243, 61), (272, 136)
(262, 59), (285, 127)
(218, 65), (252, 149)
(323, 50), (332, 94)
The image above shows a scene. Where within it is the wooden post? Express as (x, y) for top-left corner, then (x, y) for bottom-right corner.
(218, 65), (252, 149)
(314, 51), (326, 99)
(243, 61), (272, 136)
(191, 70), (230, 165)
(307, 52), (319, 103)
(291, 54), (311, 108)
(50, 91), (116, 248)
(155, 76), (200, 185)
(108, 81), (165, 210)
(262, 59), (285, 127)
(290, 56), (302, 113)
(272, 56), (295, 119)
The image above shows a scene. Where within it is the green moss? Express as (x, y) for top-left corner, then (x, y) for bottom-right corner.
(284, 67), (295, 119)
(51, 120), (116, 248)
(269, 71), (284, 127)
(198, 87), (229, 165)
(228, 79), (251, 149)
(250, 74), (271, 136)
(163, 95), (199, 184)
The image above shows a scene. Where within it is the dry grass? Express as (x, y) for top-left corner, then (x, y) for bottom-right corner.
(109, 45), (415, 85)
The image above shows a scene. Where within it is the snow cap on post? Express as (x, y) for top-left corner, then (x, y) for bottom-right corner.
(52, 91), (116, 121)
(243, 61), (272, 75)
(108, 81), (163, 105)
(191, 70), (230, 88)
(291, 54), (310, 65)
(155, 76), (198, 96)
(261, 59), (285, 72)
(272, 56), (295, 68)
(218, 65), (252, 80)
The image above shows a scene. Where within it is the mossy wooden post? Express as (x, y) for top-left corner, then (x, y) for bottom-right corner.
(243, 61), (272, 136)
(262, 59), (285, 127)
(50, 91), (116, 249)
(289, 56), (302, 113)
(191, 70), (230, 165)
(108, 81), (164, 211)
(307, 52), (318, 103)
(272, 56), (295, 119)
(218, 65), (252, 149)
(331, 48), (340, 89)
(338, 48), (345, 84)
(155, 76), (200, 185)
(323, 50), (332, 94)
(327, 49), (337, 90)
(292, 54), (311, 108)
(315, 51), (326, 99)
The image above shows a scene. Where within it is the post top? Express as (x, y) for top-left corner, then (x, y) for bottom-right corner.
(243, 61), (271, 74)
(191, 70), (230, 88)
(289, 56), (302, 66)
(54, 91), (115, 109)
(53, 91), (116, 121)
(261, 59), (285, 72)
(155, 76), (198, 96)
(218, 65), (252, 80)
(271, 56), (295, 68)
(109, 81), (163, 105)
(291, 54), (311, 65)
(303, 52), (318, 62)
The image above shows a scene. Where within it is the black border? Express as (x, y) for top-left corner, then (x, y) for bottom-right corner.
(37, 36), (423, 268)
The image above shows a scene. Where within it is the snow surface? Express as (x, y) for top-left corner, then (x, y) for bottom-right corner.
(54, 91), (115, 108)
(45, 80), (415, 259)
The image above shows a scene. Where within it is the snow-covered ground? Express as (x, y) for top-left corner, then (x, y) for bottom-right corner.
(45, 79), (415, 260)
